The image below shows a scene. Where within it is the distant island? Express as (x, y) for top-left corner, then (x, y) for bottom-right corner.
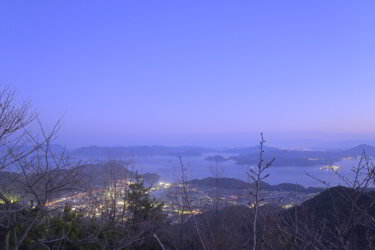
(229, 144), (375, 167)
(204, 155), (228, 162)
(188, 177), (325, 193)
(68, 144), (375, 167)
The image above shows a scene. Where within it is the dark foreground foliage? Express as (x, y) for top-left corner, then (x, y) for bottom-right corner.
(2, 184), (375, 250)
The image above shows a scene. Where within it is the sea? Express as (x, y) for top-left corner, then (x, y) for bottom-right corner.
(126, 154), (364, 188)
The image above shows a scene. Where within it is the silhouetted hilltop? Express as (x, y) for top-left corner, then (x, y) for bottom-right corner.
(342, 144), (375, 157)
(77, 160), (160, 187)
(297, 186), (375, 217)
(272, 183), (306, 192)
(278, 186), (375, 249)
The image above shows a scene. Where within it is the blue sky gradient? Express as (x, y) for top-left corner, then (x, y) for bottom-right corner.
(1, 1), (375, 147)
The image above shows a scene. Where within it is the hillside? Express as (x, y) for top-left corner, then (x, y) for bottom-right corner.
(278, 186), (375, 249)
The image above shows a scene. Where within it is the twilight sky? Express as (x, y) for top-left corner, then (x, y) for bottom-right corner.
(1, 1), (375, 148)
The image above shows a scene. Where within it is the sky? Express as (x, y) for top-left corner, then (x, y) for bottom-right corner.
(1, 1), (375, 148)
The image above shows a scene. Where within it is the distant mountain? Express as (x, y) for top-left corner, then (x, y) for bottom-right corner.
(231, 144), (375, 167)
(230, 149), (338, 167)
(342, 144), (375, 157)
(77, 160), (160, 187)
(220, 145), (281, 155)
(188, 177), (324, 193)
(71, 145), (282, 159)
(272, 183), (307, 192)
(69, 144), (375, 167)
(71, 145), (212, 158)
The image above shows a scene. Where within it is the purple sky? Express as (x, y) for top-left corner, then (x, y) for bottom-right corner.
(1, 1), (375, 148)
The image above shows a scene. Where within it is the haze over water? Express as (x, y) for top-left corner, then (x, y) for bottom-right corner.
(82, 153), (358, 187)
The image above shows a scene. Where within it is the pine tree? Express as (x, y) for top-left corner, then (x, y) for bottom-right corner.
(127, 177), (165, 229)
